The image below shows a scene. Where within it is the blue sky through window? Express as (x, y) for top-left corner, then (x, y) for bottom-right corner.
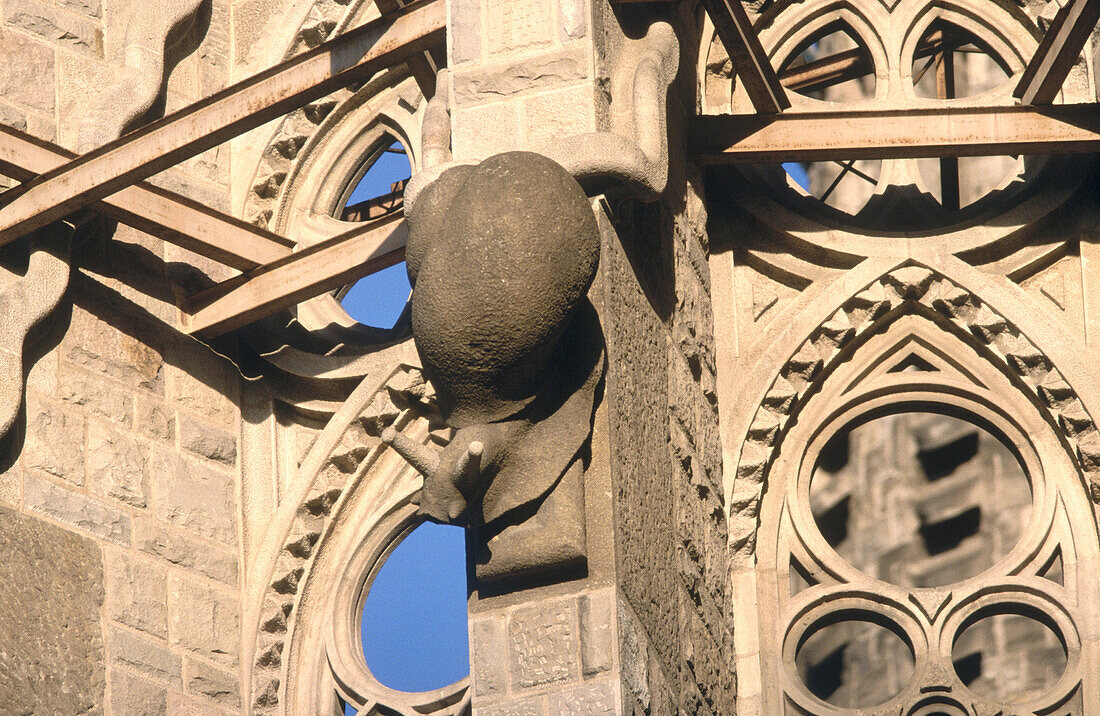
(339, 142), (470, 713)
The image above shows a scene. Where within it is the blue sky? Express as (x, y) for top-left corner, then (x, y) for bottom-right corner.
(339, 142), (470, 710)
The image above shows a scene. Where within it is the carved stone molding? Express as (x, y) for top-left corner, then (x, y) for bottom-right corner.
(731, 264), (1100, 566)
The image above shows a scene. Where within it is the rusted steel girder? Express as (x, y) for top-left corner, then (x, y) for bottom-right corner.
(0, 0), (444, 247)
(690, 104), (1100, 163)
(1015, 0), (1100, 104)
(0, 123), (292, 270)
(700, 0), (790, 113)
(184, 212), (407, 338)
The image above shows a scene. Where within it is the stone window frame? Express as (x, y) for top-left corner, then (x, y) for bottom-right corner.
(753, 315), (1100, 714)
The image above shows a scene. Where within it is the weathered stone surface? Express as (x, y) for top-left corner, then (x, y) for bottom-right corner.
(472, 616), (509, 696)
(111, 669), (168, 716)
(4, 0), (103, 56)
(136, 400), (175, 442)
(450, 0), (480, 63)
(150, 449), (236, 546)
(509, 599), (579, 688)
(523, 84), (595, 150)
(135, 519), (238, 584)
(485, 0), (551, 55)
(179, 417), (237, 465)
(548, 679), (617, 715)
(24, 473), (132, 544)
(167, 338), (238, 426)
(24, 398), (85, 485)
(166, 693), (232, 715)
(110, 627), (183, 688)
(106, 550), (168, 638)
(87, 420), (151, 507)
(475, 697), (544, 716)
(185, 659), (240, 707)
(579, 589), (613, 677)
(168, 575), (240, 665)
(558, 0), (586, 40)
(0, 27), (55, 112)
(61, 367), (134, 428)
(0, 504), (105, 715)
(64, 305), (163, 393)
(453, 47), (588, 104)
(453, 101), (522, 161)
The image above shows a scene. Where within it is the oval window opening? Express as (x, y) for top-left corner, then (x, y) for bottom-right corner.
(810, 411), (1032, 587)
(796, 614), (914, 707)
(339, 138), (412, 329)
(361, 521), (469, 692)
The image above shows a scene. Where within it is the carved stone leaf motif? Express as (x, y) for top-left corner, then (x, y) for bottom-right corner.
(732, 264), (1100, 561)
(0, 223), (73, 439)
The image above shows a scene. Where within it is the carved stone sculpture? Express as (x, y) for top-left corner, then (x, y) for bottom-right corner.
(383, 151), (604, 528)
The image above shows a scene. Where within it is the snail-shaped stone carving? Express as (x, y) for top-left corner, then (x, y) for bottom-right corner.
(383, 151), (604, 525)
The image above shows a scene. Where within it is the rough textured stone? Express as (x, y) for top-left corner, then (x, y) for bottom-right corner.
(87, 420), (150, 507)
(485, 0), (551, 55)
(179, 417), (237, 465)
(24, 473), (131, 544)
(453, 48), (588, 104)
(111, 669), (168, 716)
(150, 449), (236, 546)
(24, 398), (85, 485)
(450, 0), (480, 63)
(0, 26), (55, 112)
(4, 0), (103, 56)
(548, 680), (617, 715)
(185, 659), (240, 707)
(558, 0), (587, 40)
(106, 550), (168, 637)
(472, 616), (509, 696)
(475, 697), (544, 716)
(136, 400), (175, 442)
(523, 84), (595, 150)
(0, 504), (105, 715)
(64, 305), (163, 393)
(134, 519), (238, 584)
(110, 627), (183, 688)
(580, 590), (614, 676)
(168, 575), (240, 665)
(509, 599), (579, 688)
(60, 367), (134, 427)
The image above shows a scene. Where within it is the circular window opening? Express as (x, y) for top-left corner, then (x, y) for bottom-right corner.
(360, 521), (469, 692)
(795, 612), (914, 707)
(951, 606), (1067, 702)
(338, 137), (412, 329)
(810, 411), (1032, 587)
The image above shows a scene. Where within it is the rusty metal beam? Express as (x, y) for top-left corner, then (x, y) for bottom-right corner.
(376, 0), (442, 97)
(0, 0), (444, 247)
(1014, 0), (1100, 104)
(700, 0), (790, 113)
(0, 124), (292, 270)
(184, 213), (408, 338)
(690, 104), (1100, 163)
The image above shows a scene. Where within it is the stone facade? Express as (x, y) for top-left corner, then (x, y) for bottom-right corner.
(0, 0), (1098, 714)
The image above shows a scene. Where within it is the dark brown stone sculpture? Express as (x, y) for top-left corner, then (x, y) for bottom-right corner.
(383, 151), (604, 528)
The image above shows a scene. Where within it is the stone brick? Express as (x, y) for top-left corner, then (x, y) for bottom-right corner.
(168, 575), (239, 665)
(558, 0), (587, 41)
(0, 463), (20, 506)
(453, 47), (588, 104)
(167, 338), (238, 426)
(548, 679), (617, 715)
(64, 305), (163, 393)
(472, 615), (509, 696)
(580, 589), (614, 677)
(523, 84), (594, 150)
(24, 473), (131, 545)
(452, 101), (521, 162)
(136, 400), (175, 442)
(450, 0), (480, 63)
(110, 627), (182, 689)
(87, 420), (151, 507)
(60, 367), (134, 427)
(0, 26), (55, 113)
(167, 692), (232, 715)
(185, 659), (240, 707)
(0, 505), (105, 715)
(509, 598), (579, 689)
(24, 398), (85, 485)
(135, 519), (238, 584)
(4, 0), (102, 56)
(475, 697), (545, 716)
(58, 0), (102, 19)
(485, 0), (551, 55)
(111, 668), (168, 716)
(106, 549), (168, 638)
(150, 449), (236, 546)
(180, 416), (237, 466)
